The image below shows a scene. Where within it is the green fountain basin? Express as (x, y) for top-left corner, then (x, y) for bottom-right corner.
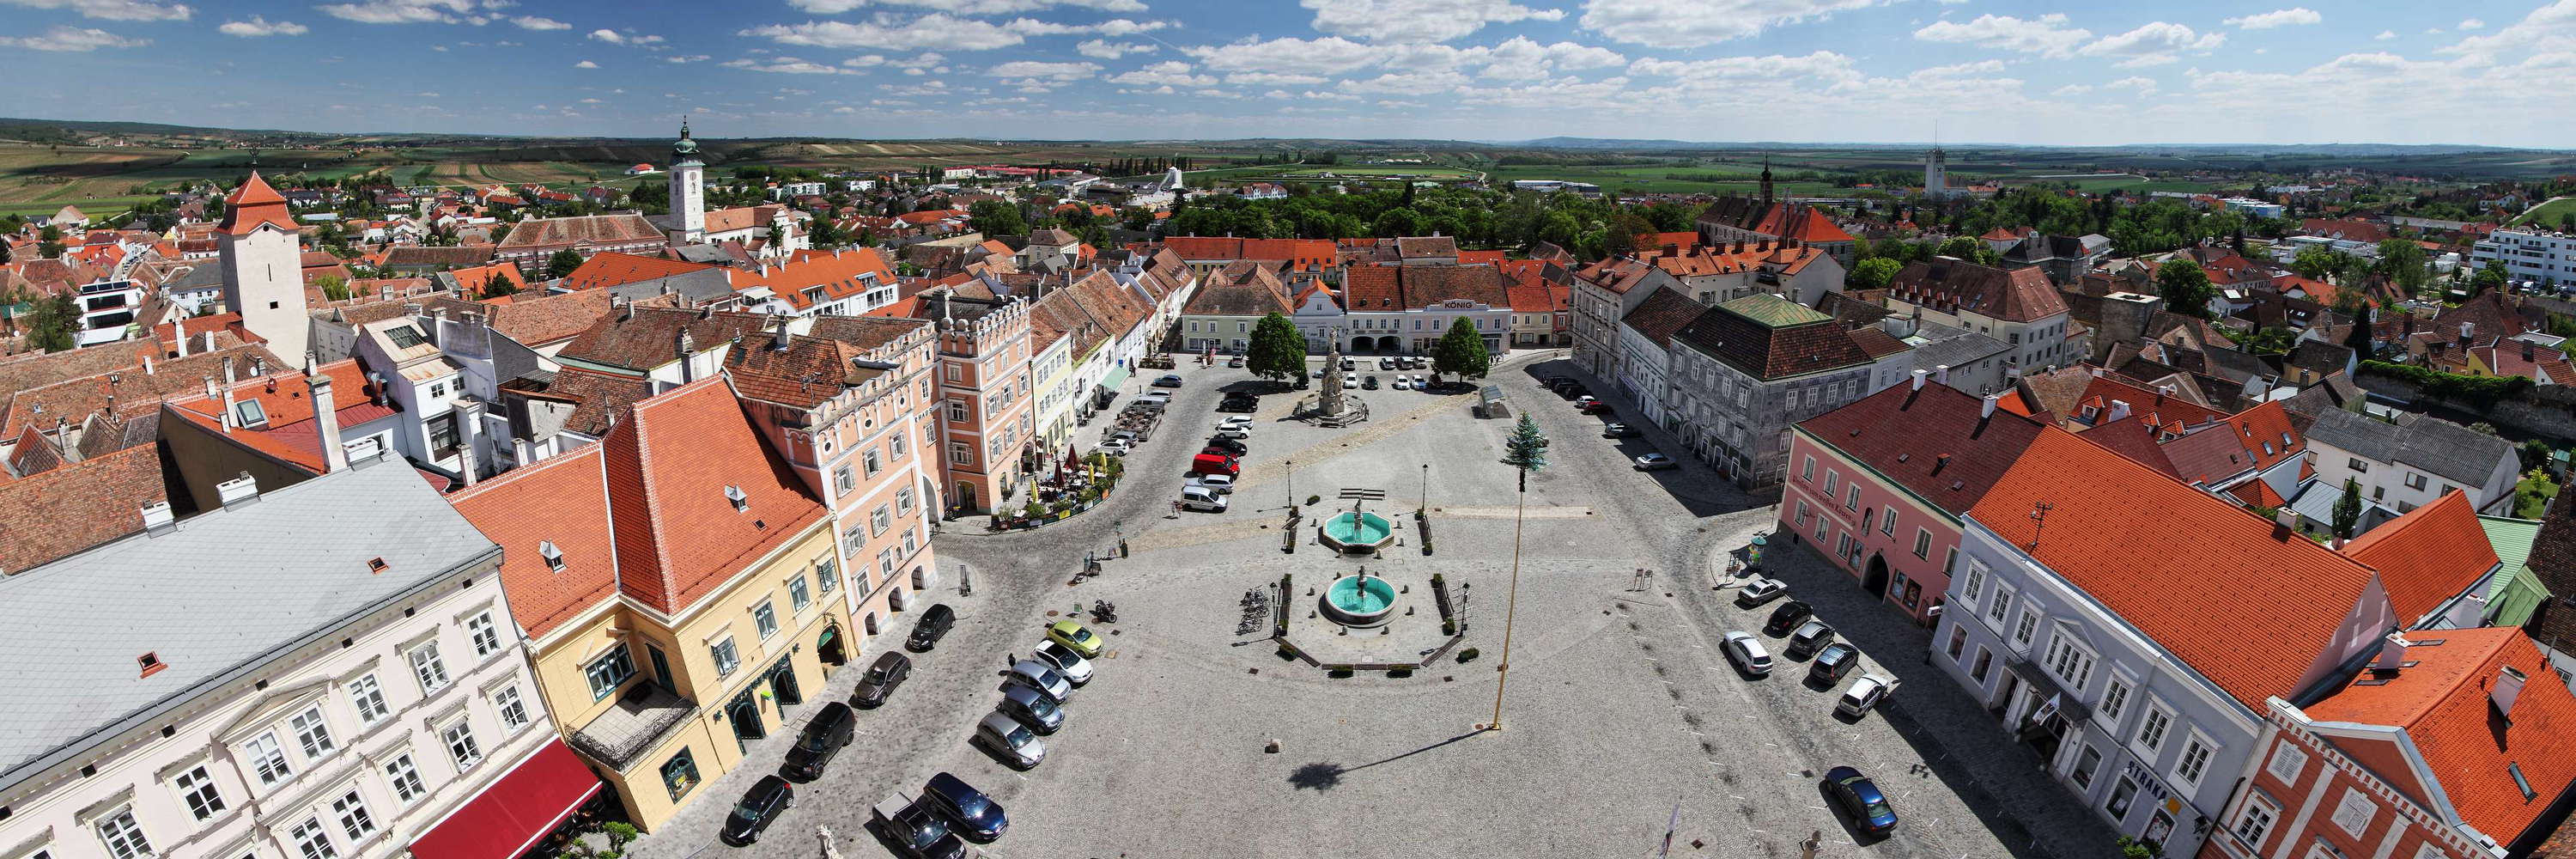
(1321, 511), (1394, 553)
(1321, 575), (1398, 628)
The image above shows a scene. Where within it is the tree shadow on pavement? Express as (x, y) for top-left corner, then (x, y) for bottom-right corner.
(1285, 727), (1492, 790)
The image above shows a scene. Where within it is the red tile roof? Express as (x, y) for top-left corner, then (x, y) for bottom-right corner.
(598, 377), (826, 613)
(1795, 381), (2049, 515)
(727, 247), (896, 312)
(447, 445), (621, 638)
(0, 442), (165, 573)
(2304, 627), (2576, 844)
(2339, 490), (2497, 624)
(219, 172), (298, 236)
(1889, 258), (2069, 323)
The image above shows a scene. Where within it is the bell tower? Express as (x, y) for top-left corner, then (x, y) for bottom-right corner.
(217, 171), (308, 361)
(668, 119), (706, 243)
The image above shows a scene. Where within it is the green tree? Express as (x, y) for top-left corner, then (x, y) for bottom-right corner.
(36, 241), (62, 259)
(1935, 235), (1999, 265)
(2376, 239), (2428, 293)
(25, 292), (78, 352)
(1244, 312), (1307, 386)
(1849, 257), (1901, 290)
(314, 274), (351, 302)
(545, 248), (586, 279)
(2291, 245), (2349, 279)
(2332, 478), (2362, 540)
(1501, 413), (1548, 471)
(2156, 260), (2217, 320)
(1431, 316), (1492, 384)
(483, 272), (519, 299)
(966, 199), (1026, 236)
(2470, 263), (2507, 298)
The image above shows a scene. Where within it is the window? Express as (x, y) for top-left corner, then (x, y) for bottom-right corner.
(896, 487), (914, 515)
(2105, 776), (2140, 819)
(2413, 845), (2449, 859)
(289, 817), (335, 859)
(2045, 634), (2095, 690)
(1882, 509), (1896, 536)
(97, 807), (152, 859)
(948, 442), (972, 465)
(2013, 610), (2040, 649)
(331, 790), (375, 843)
(347, 674), (390, 725)
(1987, 586), (2015, 624)
(585, 646), (635, 700)
(1795, 500), (1810, 526)
(754, 601), (779, 640)
(1945, 547), (1959, 574)
(878, 547), (896, 583)
(245, 731), (293, 786)
(815, 556), (839, 594)
(1913, 528), (1932, 559)
(174, 765), (227, 820)
(788, 574), (811, 612)
(2348, 457), (2368, 472)
(289, 706), (337, 760)
(890, 433), (907, 460)
(1824, 470), (1839, 497)
(2233, 795), (2279, 847)
(2176, 733), (2215, 787)
(2405, 472), (2427, 490)
(383, 754), (426, 805)
(833, 464), (854, 494)
(2265, 742), (2309, 784)
(2100, 677), (2131, 723)
(2070, 745), (2103, 789)
(662, 749), (702, 801)
(863, 449), (882, 478)
(1844, 484), (1861, 510)
(2137, 703), (2174, 754)
(2330, 787), (2377, 838)
(465, 612), (501, 657)
(440, 720), (482, 771)
(494, 685), (531, 733)
(871, 505), (892, 536)
(425, 413), (458, 454)
(946, 400), (966, 423)
(1960, 562), (1987, 602)
(1946, 626), (1967, 660)
(1970, 647), (1992, 682)
(408, 641), (450, 693)
(1801, 456), (1815, 481)
(712, 637), (741, 676)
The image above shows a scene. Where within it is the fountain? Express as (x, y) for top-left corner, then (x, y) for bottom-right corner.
(1320, 567), (1399, 628)
(1320, 510), (1395, 553)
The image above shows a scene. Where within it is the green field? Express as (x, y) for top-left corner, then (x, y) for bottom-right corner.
(2514, 196), (2576, 228)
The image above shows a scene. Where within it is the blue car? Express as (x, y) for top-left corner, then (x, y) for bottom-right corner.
(1824, 765), (1899, 835)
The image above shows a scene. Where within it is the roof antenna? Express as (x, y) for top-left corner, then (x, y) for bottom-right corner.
(2026, 501), (2052, 551)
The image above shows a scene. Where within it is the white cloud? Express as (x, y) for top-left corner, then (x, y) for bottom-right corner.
(723, 56), (856, 74)
(744, 14), (1028, 51)
(1076, 39), (1153, 58)
(1224, 70), (1329, 85)
(2105, 75), (2158, 94)
(1338, 68), (1467, 94)
(665, 54), (709, 63)
(1104, 60), (1214, 86)
(587, 27), (623, 42)
(2375, 29), (2396, 40)
(1194, 88), (1242, 98)
(986, 59), (1100, 80)
(794, 0), (1145, 11)
(2079, 21), (2225, 67)
(2459, 17), (2484, 30)
(315, 0), (489, 25)
(2442, 1), (2576, 65)
(2050, 83), (2092, 96)
(1579, 0), (1874, 49)
(1302, 0), (1566, 44)
(511, 15), (570, 29)
(0, 24), (146, 50)
(1911, 13), (2090, 58)
(2222, 8), (2320, 29)
(573, 59), (598, 68)
(1185, 35), (1382, 76)
(217, 15), (306, 36)
(1001, 16), (1164, 36)
(0, 0), (189, 21)
(841, 54), (885, 66)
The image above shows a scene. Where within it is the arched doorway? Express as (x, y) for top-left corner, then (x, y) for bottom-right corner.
(1862, 553), (1890, 600)
(1378, 335), (1400, 352)
(817, 623), (847, 667)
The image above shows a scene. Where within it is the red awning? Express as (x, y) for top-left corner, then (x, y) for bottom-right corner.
(409, 739), (603, 859)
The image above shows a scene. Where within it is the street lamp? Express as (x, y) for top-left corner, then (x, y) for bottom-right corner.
(1286, 459), (1295, 512)
(1419, 463), (1430, 512)
(1490, 460), (1528, 730)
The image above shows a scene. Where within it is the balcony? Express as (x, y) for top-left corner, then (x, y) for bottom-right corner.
(566, 682), (696, 771)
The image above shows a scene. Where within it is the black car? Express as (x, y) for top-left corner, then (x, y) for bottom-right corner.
(720, 775), (793, 846)
(1785, 619), (1838, 660)
(779, 702), (855, 781)
(906, 603), (956, 652)
(1809, 642), (1860, 684)
(1361, 375), (1379, 390)
(1151, 374), (1184, 388)
(878, 796), (968, 859)
(1204, 436), (1248, 457)
(920, 772), (1007, 844)
(1218, 398), (1258, 413)
(851, 651), (912, 709)
(1763, 600), (1814, 637)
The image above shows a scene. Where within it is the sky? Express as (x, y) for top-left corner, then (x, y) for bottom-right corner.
(0, 0), (2572, 147)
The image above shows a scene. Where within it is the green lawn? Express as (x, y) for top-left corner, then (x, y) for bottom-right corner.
(2514, 197), (2576, 228)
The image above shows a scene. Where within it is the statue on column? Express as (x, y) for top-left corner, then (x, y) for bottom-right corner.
(1318, 327), (1345, 417)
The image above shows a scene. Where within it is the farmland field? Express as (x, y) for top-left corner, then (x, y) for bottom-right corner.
(2513, 197), (2576, 228)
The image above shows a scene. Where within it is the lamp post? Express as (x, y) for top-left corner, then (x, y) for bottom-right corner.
(1286, 459), (1295, 512)
(1490, 463), (1528, 730)
(1419, 463), (1430, 512)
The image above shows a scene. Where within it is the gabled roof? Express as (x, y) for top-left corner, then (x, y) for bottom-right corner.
(557, 306), (775, 372)
(218, 172), (297, 236)
(429, 289), (617, 348)
(2304, 409), (2513, 488)
(2339, 490), (2499, 625)
(2302, 627), (2576, 844)
(1669, 295), (1873, 381)
(728, 247), (896, 312)
(0, 443), (167, 574)
(495, 213), (662, 249)
(448, 445), (619, 638)
(559, 251), (720, 291)
(597, 377), (826, 613)
(1794, 381), (2048, 515)
(1888, 257), (2069, 323)
(1620, 286), (1704, 349)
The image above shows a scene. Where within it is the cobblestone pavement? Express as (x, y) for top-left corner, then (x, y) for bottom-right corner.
(622, 350), (2121, 859)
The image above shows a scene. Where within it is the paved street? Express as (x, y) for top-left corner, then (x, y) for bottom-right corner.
(623, 350), (2122, 859)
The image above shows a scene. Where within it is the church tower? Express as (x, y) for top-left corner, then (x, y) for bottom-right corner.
(218, 171), (308, 362)
(1758, 155), (1774, 204)
(668, 119), (706, 244)
(1924, 141), (1948, 201)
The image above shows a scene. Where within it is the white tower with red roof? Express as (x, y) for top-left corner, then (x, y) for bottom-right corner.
(218, 171), (308, 362)
(668, 119), (706, 244)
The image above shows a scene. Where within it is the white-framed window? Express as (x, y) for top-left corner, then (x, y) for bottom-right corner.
(2233, 793), (2279, 848)
(1913, 528), (1932, 558)
(754, 600), (779, 640)
(440, 720), (483, 771)
(382, 753), (427, 805)
(2044, 632), (2095, 690)
(890, 433), (907, 460)
(871, 505), (892, 536)
(1987, 585), (2015, 624)
(494, 685), (532, 734)
(2330, 787), (2377, 838)
(97, 807), (152, 859)
(2105, 775), (2139, 819)
(712, 637), (741, 676)
(947, 442), (972, 465)
(1946, 626), (1967, 660)
(1824, 470), (1839, 497)
(2414, 844), (2451, 859)
(245, 731), (293, 786)
(2176, 731), (2216, 789)
(289, 817), (335, 859)
(896, 487), (914, 515)
(2069, 744), (2104, 789)
(465, 612), (502, 657)
(584, 645), (635, 700)
(285, 709), (335, 764)
(2266, 741), (2309, 784)
(834, 463), (855, 494)
(2013, 609), (2041, 649)
(1882, 508), (1897, 536)
(408, 641), (450, 693)
(946, 400), (966, 422)
(1801, 455), (1815, 481)
(1960, 560), (1987, 602)
(2136, 701), (2174, 755)
(2100, 676), (2132, 723)
(1795, 500), (1810, 526)
(1844, 484), (1861, 509)
(815, 556), (839, 594)
(788, 574), (811, 612)
(347, 674), (390, 725)
(331, 790), (375, 844)
(173, 765), (228, 820)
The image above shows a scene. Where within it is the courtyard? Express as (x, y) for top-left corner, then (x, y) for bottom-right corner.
(621, 350), (2118, 859)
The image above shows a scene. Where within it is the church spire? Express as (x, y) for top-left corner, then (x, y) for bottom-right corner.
(1758, 155), (1774, 204)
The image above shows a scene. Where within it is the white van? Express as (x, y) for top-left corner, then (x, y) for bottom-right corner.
(1179, 485), (1229, 512)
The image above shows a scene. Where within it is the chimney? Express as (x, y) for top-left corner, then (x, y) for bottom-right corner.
(173, 327), (187, 356)
(1911, 369), (1928, 391)
(139, 501), (175, 535)
(305, 353), (347, 472)
(2524, 339), (2537, 362)
(2494, 664), (2528, 718)
(771, 318), (791, 350)
(143, 355), (155, 375)
(2107, 399), (2131, 423)
(1935, 364), (1951, 385)
(217, 362), (240, 431)
(1662, 243), (1678, 257)
(2375, 632), (2411, 672)
(2460, 321), (2475, 346)
(1979, 394), (1997, 418)
(216, 472), (259, 509)
(2273, 507), (2298, 540)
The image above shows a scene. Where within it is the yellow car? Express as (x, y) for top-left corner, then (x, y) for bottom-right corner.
(1047, 620), (1103, 659)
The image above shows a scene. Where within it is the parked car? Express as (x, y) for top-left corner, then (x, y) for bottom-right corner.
(1785, 619), (1837, 660)
(1580, 401), (1614, 415)
(996, 680), (1066, 734)
(1633, 453), (1678, 471)
(1190, 452), (1240, 477)
(1735, 577), (1789, 607)
(1824, 766), (1900, 835)
(920, 772), (1007, 844)
(1135, 393), (1171, 409)
(1205, 436), (1248, 457)
(1602, 423), (1637, 438)
(780, 702), (856, 781)
(1809, 643), (1860, 684)
(1837, 673), (1900, 718)
(973, 711), (1045, 770)
(1763, 600), (1814, 637)
(1574, 394), (1599, 407)
(720, 775), (793, 846)
(1212, 424), (1250, 440)
(1048, 619), (1104, 658)
(906, 603), (956, 652)
(1226, 355), (1243, 368)
(1312, 367), (1327, 378)
(851, 651), (911, 708)
(1007, 659), (1073, 704)
(1378, 357), (1395, 369)
(1216, 416), (1255, 430)
(1390, 376), (1412, 391)
(1187, 472), (1236, 494)
(870, 795), (966, 859)
(1151, 374), (1184, 388)
(1362, 375), (1379, 390)
(1343, 373), (1358, 387)
(1722, 631), (1772, 677)
(1032, 638), (1095, 685)
(1097, 437), (1133, 456)
(1340, 357), (1355, 371)
(1217, 396), (1258, 413)
(1179, 484), (1229, 513)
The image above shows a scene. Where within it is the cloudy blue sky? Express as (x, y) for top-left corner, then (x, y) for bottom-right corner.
(1, 0), (2571, 147)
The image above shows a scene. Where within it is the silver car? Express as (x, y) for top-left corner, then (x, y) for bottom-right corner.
(1838, 673), (1901, 717)
(1722, 631), (1772, 678)
(973, 711), (1045, 770)
(1032, 639), (1095, 686)
(997, 682), (1066, 734)
(1007, 659), (1073, 704)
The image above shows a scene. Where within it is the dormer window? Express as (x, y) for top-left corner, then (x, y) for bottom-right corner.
(234, 399), (268, 428)
(726, 485), (749, 511)
(539, 540), (565, 571)
(137, 651), (166, 678)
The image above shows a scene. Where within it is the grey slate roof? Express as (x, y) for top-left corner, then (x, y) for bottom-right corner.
(0, 455), (500, 789)
(2304, 408), (2514, 486)
(1907, 323), (2009, 371)
(601, 268), (737, 305)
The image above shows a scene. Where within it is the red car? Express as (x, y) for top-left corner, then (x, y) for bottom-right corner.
(1191, 452), (1240, 477)
(1579, 401), (1614, 415)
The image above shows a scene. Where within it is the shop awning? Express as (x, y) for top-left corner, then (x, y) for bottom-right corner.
(1098, 365), (1131, 391)
(410, 739), (603, 859)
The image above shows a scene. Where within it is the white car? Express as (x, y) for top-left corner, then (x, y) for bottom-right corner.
(1837, 673), (1901, 717)
(1097, 437), (1133, 456)
(1722, 631), (1772, 677)
(1633, 453), (1679, 471)
(1735, 576), (1788, 607)
(1188, 473), (1236, 494)
(1032, 639), (1096, 686)
(1216, 416), (1255, 431)
(1343, 373), (1358, 387)
(1389, 376), (1411, 390)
